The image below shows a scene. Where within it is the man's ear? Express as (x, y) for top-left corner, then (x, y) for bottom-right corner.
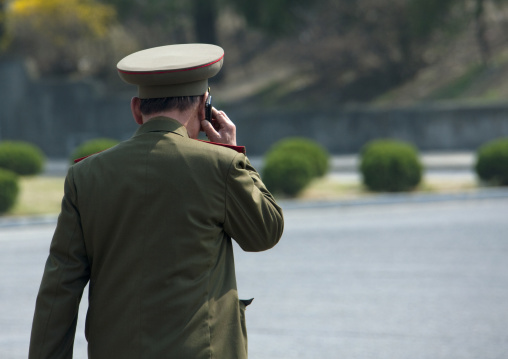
(198, 93), (207, 120)
(131, 97), (143, 125)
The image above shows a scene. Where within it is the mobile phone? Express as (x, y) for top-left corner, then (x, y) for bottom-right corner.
(205, 94), (212, 123)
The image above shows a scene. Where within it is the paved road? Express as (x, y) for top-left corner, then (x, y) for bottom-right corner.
(1, 196), (507, 358)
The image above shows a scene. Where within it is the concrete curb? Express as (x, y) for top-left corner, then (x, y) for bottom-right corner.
(0, 214), (58, 229)
(279, 187), (508, 211)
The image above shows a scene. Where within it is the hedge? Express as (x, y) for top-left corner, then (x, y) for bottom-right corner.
(262, 151), (315, 197)
(0, 141), (45, 175)
(262, 137), (328, 197)
(0, 168), (20, 214)
(475, 137), (508, 185)
(70, 138), (119, 163)
(268, 138), (329, 178)
(360, 139), (422, 192)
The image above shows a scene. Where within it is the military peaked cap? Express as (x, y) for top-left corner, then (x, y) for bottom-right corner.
(117, 43), (224, 99)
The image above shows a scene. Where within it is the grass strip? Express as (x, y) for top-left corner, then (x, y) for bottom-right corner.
(9, 176), (65, 216)
(2, 174), (480, 217)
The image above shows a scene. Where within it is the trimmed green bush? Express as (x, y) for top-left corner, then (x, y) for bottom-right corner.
(70, 138), (119, 163)
(262, 151), (315, 197)
(0, 168), (20, 214)
(360, 139), (422, 192)
(475, 137), (508, 185)
(0, 141), (46, 175)
(269, 137), (329, 177)
(262, 137), (329, 197)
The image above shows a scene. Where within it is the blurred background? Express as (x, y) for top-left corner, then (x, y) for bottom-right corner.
(0, 0), (508, 208)
(2, 0), (508, 154)
(0, 0), (508, 206)
(3, 0), (508, 105)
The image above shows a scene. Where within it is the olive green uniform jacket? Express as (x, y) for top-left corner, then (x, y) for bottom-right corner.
(29, 117), (284, 359)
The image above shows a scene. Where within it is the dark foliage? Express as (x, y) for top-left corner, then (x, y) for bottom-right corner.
(475, 137), (508, 185)
(0, 168), (19, 213)
(360, 139), (422, 192)
(70, 138), (119, 164)
(0, 141), (45, 176)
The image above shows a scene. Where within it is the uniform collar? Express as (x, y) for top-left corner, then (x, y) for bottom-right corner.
(134, 116), (189, 138)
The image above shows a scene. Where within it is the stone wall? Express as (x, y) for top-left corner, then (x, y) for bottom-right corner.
(1, 59), (508, 158)
(0, 59), (136, 158)
(231, 103), (508, 154)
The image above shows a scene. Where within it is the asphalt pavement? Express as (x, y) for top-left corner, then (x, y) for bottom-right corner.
(241, 197), (508, 359)
(1, 194), (508, 359)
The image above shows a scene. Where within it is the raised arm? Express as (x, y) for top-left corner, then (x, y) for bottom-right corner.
(224, 154), (284, 252)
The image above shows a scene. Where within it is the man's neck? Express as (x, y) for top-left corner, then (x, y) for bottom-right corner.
(143, 110), (188, 125)
(142, 108), (200, 139)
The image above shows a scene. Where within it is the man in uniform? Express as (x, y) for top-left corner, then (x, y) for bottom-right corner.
(29, 43), (284, 359)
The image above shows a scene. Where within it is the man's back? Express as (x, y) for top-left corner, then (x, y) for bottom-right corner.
(29, 117), (283, 358)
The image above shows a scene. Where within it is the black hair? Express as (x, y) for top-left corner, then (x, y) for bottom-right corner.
(140, 96), (202, 115)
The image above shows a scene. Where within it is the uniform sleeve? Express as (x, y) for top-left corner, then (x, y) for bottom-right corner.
(224, 154), (284, 252)
(29, 167), (90, 359)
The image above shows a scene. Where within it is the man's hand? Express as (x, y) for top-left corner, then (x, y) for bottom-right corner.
(201, 108), (237, 146)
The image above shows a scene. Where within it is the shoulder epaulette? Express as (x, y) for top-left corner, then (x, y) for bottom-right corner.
(73, 151), (104, 164)
(197, 140), (246, 154)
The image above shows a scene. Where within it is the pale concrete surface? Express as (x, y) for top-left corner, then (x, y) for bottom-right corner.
(44, 152), (476, 177)
(328, 151), (475, 172)
(327, 151), (477, 185)
(1, 196), (508, 358)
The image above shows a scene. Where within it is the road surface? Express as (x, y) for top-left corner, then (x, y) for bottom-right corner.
(1, 194), (507, 358)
